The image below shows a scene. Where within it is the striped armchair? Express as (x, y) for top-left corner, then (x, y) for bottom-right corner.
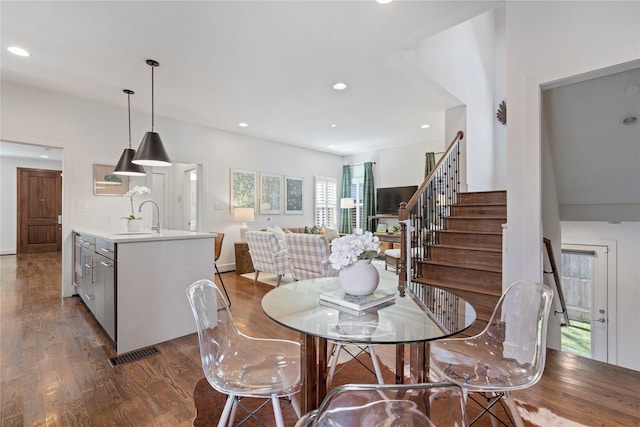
(245, 231), (290, 287)
(285, 233), (337, 281)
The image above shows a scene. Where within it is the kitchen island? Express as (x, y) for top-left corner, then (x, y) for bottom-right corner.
(73, 229), (215, 355)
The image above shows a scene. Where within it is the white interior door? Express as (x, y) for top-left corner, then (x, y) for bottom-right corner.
(561, 243), (609, 362)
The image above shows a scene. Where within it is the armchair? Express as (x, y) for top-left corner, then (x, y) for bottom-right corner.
(284, 233), (336, 281)
(246, 231), (291, 287)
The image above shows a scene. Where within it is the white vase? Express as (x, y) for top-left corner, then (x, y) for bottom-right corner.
(338, 259), (380, 296)
(127, 219), (143, 232)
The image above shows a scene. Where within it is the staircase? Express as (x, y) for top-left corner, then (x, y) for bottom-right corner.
(416, 190), (506, 335)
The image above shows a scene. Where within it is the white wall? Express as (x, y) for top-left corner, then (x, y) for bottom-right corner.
(1, 81), (343, 296)
(400, 7), (506, 191)
(506, 1), (640, 370)
(0, 152), (63, 254)
(562, 221), (640, 371)
(345, 139), (445, 190)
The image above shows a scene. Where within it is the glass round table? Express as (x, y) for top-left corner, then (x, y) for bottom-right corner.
(261, 276), (476, 412)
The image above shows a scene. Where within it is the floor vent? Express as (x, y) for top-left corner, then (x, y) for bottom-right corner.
(109, 346), (159, 367)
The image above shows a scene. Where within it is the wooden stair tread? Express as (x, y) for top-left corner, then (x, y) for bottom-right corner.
(438, 229), (502, 236)
(446, 216), (506, 220)
(451, 203), (506, 207)
(434, 244), (501, 253)
(417, 278), (503, 297)
(421, 259), (502, 273)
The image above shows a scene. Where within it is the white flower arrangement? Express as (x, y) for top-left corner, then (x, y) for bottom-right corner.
(329, 231), (380, 270)
(122, 185), (151, 220)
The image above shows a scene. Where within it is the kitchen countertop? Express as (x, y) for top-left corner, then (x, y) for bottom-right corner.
(73, 229), (215, 243)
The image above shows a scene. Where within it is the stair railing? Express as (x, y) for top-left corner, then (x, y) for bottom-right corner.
(398, 131), (464, 295)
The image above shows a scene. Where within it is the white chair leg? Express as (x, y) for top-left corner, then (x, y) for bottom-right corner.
(327, 343), (344, 384)
(228, 398), (238, 427)
(367, 345), (385, 384)
(218, 395), (235, 427)
(272, 395), (285, 427)
(290, 394), (302, 418)
(505, 392), (524, 427)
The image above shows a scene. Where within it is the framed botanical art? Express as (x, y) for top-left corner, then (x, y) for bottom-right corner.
(230, 168), (256, 212)
(93, 164), (129, 196)
(284, 175), (304, 215)
(259, 172), (282, 215)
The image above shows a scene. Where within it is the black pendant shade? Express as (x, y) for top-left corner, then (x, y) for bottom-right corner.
(114, 148), (146, 176)
(132, 131), (172, 167)
(132, 59), (171, 167)
(114, 89), (146, 176)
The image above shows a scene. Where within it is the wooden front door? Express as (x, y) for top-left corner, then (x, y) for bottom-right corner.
(17, 168), (62, 254)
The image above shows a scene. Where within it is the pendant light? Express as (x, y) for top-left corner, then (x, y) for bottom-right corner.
(114, 89), (146, 176)
(132, 59), (172, 167)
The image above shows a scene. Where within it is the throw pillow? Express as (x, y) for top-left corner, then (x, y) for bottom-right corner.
(311, 226), (319, 234)
(323, 227), (340, 242)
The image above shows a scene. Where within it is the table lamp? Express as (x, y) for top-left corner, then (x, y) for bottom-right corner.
(234, 208), (255, 242)
(340, 198), (355, 209)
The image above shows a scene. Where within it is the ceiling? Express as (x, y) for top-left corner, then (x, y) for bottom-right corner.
(543, 62), (640, 208)
(1, 1), (638, 215)
(0, 0), (499, 156)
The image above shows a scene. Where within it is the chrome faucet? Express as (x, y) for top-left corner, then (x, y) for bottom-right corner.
(138, 200), (161, 233)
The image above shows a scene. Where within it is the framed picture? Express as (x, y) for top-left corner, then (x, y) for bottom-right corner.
(259, 172), (282, 214)
(93, 164), (129, 196)
(230, 168), (256, 212)
(284, 175), (304, 215)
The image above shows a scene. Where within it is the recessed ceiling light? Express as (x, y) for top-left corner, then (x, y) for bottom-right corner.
(40, 155), (49, 158)
(332, 82), (348, 91)
(621, 114), (638, 125)
(8, 46), (30, 57)
(420, 124), (430, 129)
(328, 145), (336, 149)
(238, 122), (248, 127)
(331, 124), (337, 128)
(377, 0), (394, 4)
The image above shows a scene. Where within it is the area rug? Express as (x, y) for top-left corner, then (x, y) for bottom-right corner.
(239, 271), (295, 287)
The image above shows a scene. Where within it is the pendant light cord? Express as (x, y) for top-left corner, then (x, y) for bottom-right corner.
(127, 92), (132, 149)
(151, 65), (155, 132)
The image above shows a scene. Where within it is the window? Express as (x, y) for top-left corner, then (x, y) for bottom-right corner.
(315, 176), (337, 228)
(350, 165), (365, 231)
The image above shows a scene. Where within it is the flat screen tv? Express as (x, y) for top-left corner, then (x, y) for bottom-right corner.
(376, 186), (418, 215)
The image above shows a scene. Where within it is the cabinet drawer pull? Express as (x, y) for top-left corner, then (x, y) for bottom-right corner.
(100, 248), (113, 253)
(100, 261), (113, 267)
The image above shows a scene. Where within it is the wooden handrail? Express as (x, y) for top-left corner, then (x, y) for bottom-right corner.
(543, 237), (570, 326)
(397, 131), (464, 294)
(400, 131), (463, 221)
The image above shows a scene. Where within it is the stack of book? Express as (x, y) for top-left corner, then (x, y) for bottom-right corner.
(319, 288), (396, 312)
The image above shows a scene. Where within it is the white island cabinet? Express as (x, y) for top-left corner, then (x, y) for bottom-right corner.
(73, 229), (215, 355)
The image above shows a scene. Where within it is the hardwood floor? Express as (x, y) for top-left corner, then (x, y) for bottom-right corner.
(2, 252), (639, 426)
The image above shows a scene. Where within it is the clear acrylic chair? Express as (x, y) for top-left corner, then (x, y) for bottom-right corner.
(186, 279), (301, 427)
(295, 382), (467, 427)
(429, 280), (554, 427)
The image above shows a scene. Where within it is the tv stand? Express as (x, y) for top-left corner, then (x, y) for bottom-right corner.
(368, 214), (398, 234)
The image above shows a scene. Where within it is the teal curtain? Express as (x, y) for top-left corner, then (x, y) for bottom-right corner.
(339, 165), (352, 234)
(425, 152), (436, 178)
(362, 162), (375, 232)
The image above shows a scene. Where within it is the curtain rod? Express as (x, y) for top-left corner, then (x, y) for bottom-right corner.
(348, 161), (377, 167)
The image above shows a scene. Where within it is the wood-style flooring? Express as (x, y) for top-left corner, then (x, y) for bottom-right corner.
(1, 252), (638, 426)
